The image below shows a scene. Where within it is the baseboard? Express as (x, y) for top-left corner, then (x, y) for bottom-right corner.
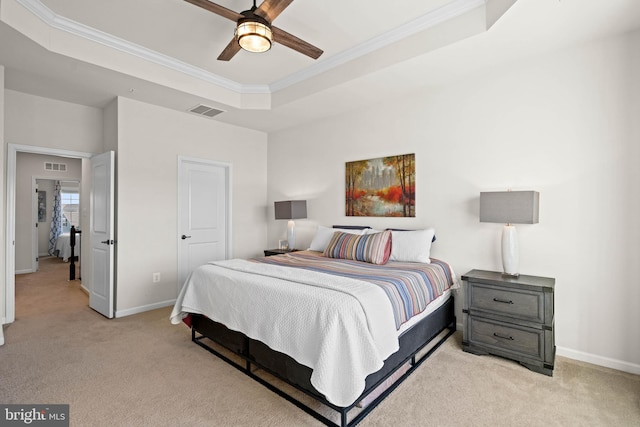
(115, 300), (176, 318)
(556, 346), (640, 376)
(15, 269), (34, 275)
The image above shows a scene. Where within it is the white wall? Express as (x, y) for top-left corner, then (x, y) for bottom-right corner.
(5, 90), (104, 153)
(267, 31), (640, 373)
(113, 97), (268, 315)
(14, 153), (82, 271)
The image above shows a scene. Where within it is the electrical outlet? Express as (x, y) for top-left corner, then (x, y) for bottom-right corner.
(152, 272), (161, 283)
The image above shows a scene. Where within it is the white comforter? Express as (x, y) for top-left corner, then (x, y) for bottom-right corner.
(54, 234), (72, 261)
(170, 259), (400, 407)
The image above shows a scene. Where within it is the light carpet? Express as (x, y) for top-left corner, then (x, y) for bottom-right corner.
(1, 257), (638, 426)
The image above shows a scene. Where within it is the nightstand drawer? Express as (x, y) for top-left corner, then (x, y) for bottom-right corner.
(462, 270), (555, 376)
(468, 317), (543, 360)
(469, 283), (544, 323)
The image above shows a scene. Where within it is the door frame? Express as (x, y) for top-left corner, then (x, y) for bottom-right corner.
(177, 155), (232, 292)
(5, 144), (94, 324)
(32, 178), (38, 273)
(30, 177), (82, 273)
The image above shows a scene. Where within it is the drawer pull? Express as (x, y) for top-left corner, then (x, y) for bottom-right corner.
(493, 332), (514, 341)
(493, 297), (514, 304)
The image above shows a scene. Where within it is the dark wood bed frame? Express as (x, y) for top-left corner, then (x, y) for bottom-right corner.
(190, 296), (456, 427)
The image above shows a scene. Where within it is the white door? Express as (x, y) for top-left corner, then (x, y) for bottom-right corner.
(177, 157), (230, 288)
(89, 151), (115, 318)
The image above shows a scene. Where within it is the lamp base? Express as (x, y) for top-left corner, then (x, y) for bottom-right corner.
(287, 220), (296, 250)
(501, 225), (519, 277)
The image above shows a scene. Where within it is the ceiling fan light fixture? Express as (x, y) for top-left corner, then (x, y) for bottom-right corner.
(236, 15), (272, 53)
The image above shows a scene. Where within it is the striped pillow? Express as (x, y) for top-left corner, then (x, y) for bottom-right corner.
(323, 230), (392, 265)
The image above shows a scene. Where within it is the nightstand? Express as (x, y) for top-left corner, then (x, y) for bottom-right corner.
(461, 269), (555, 376)
(264, 249), (298, 257)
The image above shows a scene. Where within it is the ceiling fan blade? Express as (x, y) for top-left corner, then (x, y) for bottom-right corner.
(184, 0), (243, 22)
(255, 0), (294, 23)
(272, 26), (323, 59)
(217, 38), (242, 61)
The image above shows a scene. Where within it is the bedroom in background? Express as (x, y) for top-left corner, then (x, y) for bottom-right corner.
(13, 152), (85, 317)
(15, 153), (82, 272)
(35, 179), (81, 264)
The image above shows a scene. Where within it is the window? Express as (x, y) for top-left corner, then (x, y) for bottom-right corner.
(61, 191), (80, 233)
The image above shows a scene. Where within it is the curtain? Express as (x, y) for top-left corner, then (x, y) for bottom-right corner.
(48, 181), (62, 256)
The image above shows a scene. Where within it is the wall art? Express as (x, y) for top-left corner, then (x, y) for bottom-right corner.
(38, 191), (47, 222)
(345, 153), (415, 217)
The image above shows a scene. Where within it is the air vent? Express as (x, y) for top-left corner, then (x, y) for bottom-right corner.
(188, 104), (224, 118)
(44, 162), (67, 172)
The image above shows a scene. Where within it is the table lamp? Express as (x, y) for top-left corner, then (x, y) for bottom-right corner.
(274, 200), (307, 250)
(480, 190), (539, 277)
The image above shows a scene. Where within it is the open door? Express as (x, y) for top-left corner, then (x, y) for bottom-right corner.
(89, 151), (115, 318)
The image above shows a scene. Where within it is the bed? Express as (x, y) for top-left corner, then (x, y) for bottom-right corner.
(170, 226), (457, 427)
(54, 233), (80, 262)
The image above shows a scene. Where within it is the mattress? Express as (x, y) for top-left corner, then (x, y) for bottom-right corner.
(171, 253), (456, 406)
(54, 233), (72, 261)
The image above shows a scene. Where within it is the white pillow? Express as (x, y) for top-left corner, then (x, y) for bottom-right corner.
(308, 226), (363, 252)
(390, 228), (436, 263)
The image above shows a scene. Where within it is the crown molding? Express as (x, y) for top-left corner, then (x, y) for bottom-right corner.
(14, 0), (270, 95)
(269, 0), (486, 92)
(15, 0), (485, 98)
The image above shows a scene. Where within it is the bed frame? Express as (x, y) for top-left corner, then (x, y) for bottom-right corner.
(190, 295), (456, 427)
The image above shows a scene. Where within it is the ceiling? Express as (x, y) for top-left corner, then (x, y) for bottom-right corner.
(1, 0), (639, 132)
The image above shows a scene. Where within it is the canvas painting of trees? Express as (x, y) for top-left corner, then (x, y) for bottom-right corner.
(345, 153), (415, 217)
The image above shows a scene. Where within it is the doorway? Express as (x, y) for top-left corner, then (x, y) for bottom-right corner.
(5, 144), (94, 325)
(32, 179), (82, 274)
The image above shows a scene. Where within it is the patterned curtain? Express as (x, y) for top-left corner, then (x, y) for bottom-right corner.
(48, 181), (62, 256)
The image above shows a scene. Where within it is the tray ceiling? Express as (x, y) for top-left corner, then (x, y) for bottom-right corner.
(1, 0), (639, 131)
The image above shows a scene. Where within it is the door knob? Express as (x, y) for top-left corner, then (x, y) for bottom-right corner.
(181, 235), (192, 240)
(100, 240), (113, 245)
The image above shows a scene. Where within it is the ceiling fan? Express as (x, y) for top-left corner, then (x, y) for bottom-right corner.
(185, 0), (323, 61)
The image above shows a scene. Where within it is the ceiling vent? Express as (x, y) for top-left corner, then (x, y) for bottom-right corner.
(188, 104), (224, 118)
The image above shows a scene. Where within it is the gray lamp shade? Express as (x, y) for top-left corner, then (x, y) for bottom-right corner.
(274, 200), (307, 220)
(479, 191), (539, 224)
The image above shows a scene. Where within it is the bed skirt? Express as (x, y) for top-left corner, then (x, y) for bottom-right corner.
(189, 295), (456, 427)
